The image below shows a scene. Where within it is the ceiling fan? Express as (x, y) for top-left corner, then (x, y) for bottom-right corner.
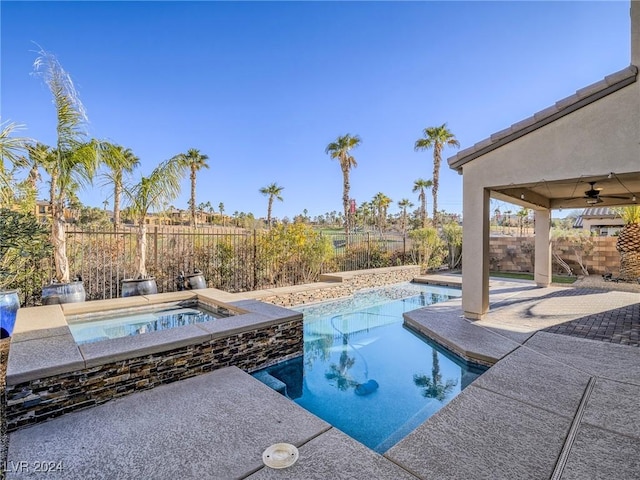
(581, 181), (630, 205)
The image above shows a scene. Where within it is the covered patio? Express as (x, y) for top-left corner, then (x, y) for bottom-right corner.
(448, 3), (640, 320)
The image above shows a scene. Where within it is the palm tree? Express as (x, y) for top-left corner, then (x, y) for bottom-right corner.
(414, 124), (459, 227)
(23, 147), (43, 194)
(259, 182), (284, 228)
(101, 145), (139, 230)
(516, 207), (529, 236)
(358, 201), (372, 230)
(66, 191), (83, 223)
(123, 155), (187, 278)
(179, 148), (209, 227)
(325, 335), (358, 392)
(7, 141), (47, 213)
(325, 134), (362, 241)
(398, 198), (413, 234)
(33, 49), (103, 283)
(616, 206), (640, 281)
(412, 178), (433, 228)
(413, 350), (458, 402)
(0, 121), (30, 207)
(218, 202), (225, 226)
(372, 192), (392, 233)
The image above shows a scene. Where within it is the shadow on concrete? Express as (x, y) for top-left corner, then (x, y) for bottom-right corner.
(489, 286), (610, 311)
(542, 302), (640, 347)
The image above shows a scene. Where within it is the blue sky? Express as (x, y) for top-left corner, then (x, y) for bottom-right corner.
(1, 1), (631, 220)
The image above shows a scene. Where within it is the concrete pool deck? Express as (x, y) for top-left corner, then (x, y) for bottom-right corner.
(5, 276), (640, 479)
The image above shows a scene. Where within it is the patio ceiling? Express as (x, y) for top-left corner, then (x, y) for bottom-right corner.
(491, 171), (640, 210)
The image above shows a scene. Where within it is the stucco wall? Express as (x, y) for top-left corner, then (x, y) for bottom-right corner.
(462, 83), (640, 192)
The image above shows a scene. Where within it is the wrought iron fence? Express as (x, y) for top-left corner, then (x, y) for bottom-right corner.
(21, 227), (410, 306)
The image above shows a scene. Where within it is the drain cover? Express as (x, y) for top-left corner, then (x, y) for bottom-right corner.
(262, 443), (299, 469)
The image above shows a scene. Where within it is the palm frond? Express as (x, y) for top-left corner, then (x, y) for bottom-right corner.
(33, 49), (88, 152)
(0, 120), (31, 167)
(614, 206), (640, 224)
(124, 155), (187, 219)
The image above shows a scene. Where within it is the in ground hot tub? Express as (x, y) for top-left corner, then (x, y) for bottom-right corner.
(67, 300), (234, 345)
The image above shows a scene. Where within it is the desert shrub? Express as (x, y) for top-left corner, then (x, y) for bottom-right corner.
(339, 243), (394, 270)
(552, 229), (594, 276)
(409, 227), (445, 272)
(256, 223), (333, 286)
(76, 207), (112, 229)
(0, 209), (52, 304)
(441, 222), (462, 269)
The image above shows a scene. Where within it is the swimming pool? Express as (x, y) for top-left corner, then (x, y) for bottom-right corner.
(253, 282), (486, 453)
(67, 300), (232, 345)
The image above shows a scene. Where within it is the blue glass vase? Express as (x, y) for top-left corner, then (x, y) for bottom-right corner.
(0, 289), (20, 338)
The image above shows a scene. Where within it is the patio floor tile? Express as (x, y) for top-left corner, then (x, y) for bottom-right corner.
(385, 385), (571, 480)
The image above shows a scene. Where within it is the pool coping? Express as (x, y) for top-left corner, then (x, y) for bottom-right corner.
(6, 266), (421, 386)
(6, 273), (640, 479)
(6, 289), (302, 386)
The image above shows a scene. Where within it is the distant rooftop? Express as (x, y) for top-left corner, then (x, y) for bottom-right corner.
(573, 207), (621, 228)
(580, 207), (618, 218)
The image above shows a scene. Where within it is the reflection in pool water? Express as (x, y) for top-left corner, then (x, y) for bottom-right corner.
(68, 301), (230, 345)
(254, 282), (486, 453)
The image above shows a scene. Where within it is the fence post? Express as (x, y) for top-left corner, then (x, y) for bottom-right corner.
(403, 233), (406, 265)
(154, 226), (159, 272)
(253, 229), (258, 290)
(367, 232), (371, 269)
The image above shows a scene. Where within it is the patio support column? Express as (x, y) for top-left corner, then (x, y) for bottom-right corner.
(462, 185), (490, 320)
(534, 209), (552, 287)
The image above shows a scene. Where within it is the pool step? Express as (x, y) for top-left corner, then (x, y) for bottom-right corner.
(253, 371), (287, 396)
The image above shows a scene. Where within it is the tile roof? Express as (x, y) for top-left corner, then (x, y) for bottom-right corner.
(580, 207), (618, 218)
(573, 216), (583, 228)
(573, 207), (621, 228)
(448, 66), (638, 172)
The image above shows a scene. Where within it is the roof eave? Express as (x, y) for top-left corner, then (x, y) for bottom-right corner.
(448, 65), (639, 173)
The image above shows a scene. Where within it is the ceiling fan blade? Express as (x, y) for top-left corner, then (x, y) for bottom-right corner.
(600, 195), (632, 200)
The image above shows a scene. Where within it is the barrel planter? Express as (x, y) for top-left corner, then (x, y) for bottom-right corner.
(121, 277), (158, 297)
(41, 281), (86, 305)
(176, 271), (207, 291)
(0, 289), (20, 338)
(185, 272), (207, 290)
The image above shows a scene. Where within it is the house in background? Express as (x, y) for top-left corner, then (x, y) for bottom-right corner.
(32, 200), (76, 224)
(34, 200), (52, 223)
(573, 207), (624, 236)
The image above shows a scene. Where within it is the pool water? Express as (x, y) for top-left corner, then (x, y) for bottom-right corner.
(253, 282), (486, 453)
(68, 301), (229, 345)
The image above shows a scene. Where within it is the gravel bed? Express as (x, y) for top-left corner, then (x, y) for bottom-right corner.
(572, 275), (640, 293)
